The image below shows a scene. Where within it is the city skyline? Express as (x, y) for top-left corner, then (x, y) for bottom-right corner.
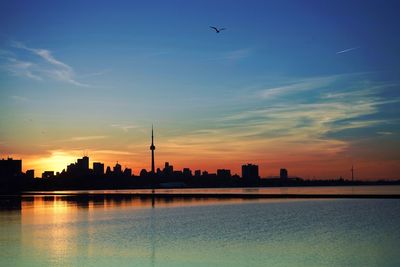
(0, 128), (275, 179)
(1, 1), (400, 179)
(0, 126), (383, 181)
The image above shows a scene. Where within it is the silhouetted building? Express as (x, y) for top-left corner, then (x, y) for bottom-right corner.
(232, 174), (240, 180)
(66, 156), (90, 177)
(217, 169), (231, 178)
(26, 169), (34, 179)
(280, 168), (288, 179)
(42, 171), (54, 179)
(105, 166), (112, 176)
(66, 163), (75, 173)
(0, 157), (22, 177)
(0, 158), (23, 192)
(113, 162), (122, 176)
(194, 170), (201, 177)
(150, 126), (156, 173)
(163, 162), (173, 176)
(242, 164), (259, 180)
(183, 168), (192, 177)
(140, 169), (148, 177)
(93, 162), (104, 176)
(77, 156), (89, 170)
(123, 168), (132, 177)
(173, 170), (183, 176)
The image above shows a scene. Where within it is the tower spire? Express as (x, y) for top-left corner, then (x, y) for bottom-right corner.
(150, 125), (155, 173)
(351, 165), (354, 182)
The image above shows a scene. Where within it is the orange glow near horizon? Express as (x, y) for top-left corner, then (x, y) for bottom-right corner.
(11, 141), (400, 180)
(24, 151), (80, 175)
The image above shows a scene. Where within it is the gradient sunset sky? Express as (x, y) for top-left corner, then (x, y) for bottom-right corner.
(1, 0), (399, 179)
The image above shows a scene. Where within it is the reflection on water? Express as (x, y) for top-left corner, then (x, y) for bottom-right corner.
(1, 193), (400, 267)
(25, 185), (400, 196)
(1, 194), (293, 213)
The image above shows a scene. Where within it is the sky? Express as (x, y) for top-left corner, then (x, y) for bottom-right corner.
(0, 0), (399, 179)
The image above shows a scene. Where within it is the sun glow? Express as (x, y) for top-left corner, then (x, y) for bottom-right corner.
(30, 151), (78, 175)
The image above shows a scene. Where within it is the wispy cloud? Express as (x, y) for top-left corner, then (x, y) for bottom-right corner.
(163, 74), (399, 164)
(2, 58), (42, 80)
(224, 48), (252, 61)
(69, 135), (107, 142)
(10, 95), (30, 102)
(1, 41), (89, 87)
(91, 150), (135, 155)
(79, 69), (111, 78)
(53, 135), (108, 143)
(111, 124), (138, 132)
(257, 75), (336, 99)
(336, 46), (360, 54)
(207, 48), (253, 62)
(377, 131), (393, 135)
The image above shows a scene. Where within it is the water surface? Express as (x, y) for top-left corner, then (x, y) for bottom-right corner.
(26, 184), (400, 195)
(1, 193), (399, 266)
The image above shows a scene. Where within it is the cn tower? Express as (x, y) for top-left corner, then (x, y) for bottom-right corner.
(150, 125), (155, 173)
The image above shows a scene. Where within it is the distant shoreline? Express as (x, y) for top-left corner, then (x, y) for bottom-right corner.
(16, 193), (400, 199)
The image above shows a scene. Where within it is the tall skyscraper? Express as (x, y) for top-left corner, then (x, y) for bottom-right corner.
(150, 125), (156, 173)
(77, 156), (89, 171)
(93, 162), (104, 176)
(0, 158), (22, 177)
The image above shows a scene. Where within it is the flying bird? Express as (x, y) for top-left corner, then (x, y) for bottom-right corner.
(210, 26), (226, 33)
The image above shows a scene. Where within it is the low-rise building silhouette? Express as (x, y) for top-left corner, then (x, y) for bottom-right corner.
(26, 169), (35, 179)
(163, 162), (173, 176)
(123, 168), (132, 177)
(42, 171), (55, 179)
(242, 164), (259, 180)
(217, 169), (231, 178)
(183, 168), (192, 177)
(280, 168), (288, 179)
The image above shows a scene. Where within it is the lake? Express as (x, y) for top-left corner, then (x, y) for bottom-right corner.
(25, 184), (400, 195)
(1, 186), (400, 266)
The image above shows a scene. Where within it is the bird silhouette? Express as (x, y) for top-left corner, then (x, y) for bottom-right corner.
(210, 26), (226, 33)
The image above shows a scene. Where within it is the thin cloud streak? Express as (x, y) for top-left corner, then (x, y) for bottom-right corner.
(1, 58), (42, 80)
(377, 131), (393, 135)
(69, 136), (108, 142)
(257, 76), (335, 99)
(336, 46), (360, 54)
(111, 124), (139, 132)
(6, 41), (89, 87)
(12, 41), (72, 70)
(206, 48), (253, 62)
(10, 95), (30, 102)
(225, 48), (252, 61)
(91, 150), (135, 155)
(165, 75), (399, 166)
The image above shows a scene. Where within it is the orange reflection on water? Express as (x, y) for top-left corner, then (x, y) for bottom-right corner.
(18, 194), (264, 263)
(21, 194), (260, 213)
(20, 196), (79, 264)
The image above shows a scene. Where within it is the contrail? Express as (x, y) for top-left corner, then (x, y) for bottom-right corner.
(336, 46), (360, 54)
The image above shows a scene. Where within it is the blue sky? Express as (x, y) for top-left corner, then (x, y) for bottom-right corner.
(0, 0), (399, 178)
